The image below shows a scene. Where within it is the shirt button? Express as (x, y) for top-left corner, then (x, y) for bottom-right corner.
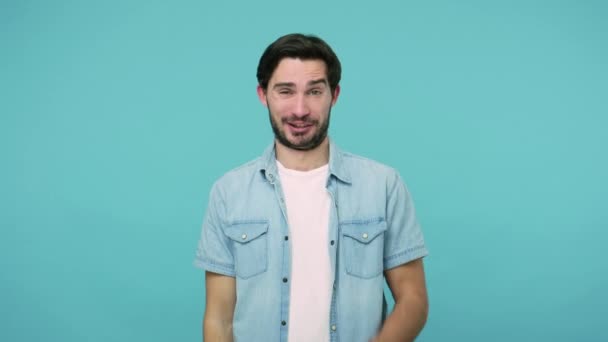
(281, 320), (287, 326)
(284, 236), (289, 241)
(362, 233), (368, 239)
(330, 240), (335, 245)
(241, 234), (247, 240)
(283, 277), (288, 283)
(331, 324), (337, 331)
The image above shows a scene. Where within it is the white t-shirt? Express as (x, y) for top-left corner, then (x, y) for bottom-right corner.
(277, 160), (332, 342)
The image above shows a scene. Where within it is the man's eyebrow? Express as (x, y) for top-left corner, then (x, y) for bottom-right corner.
(272, 82), (295, 89)
(307, 78), (328, 87)
(272, 79), (328, 89)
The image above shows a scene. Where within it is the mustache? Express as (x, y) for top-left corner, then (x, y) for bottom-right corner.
(281, 116), (318, 124)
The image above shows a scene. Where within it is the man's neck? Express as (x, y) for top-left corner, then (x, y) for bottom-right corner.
(275, 138), (329, 171)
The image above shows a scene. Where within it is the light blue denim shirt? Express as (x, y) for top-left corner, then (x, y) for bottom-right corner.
(194, 139), (428, 342)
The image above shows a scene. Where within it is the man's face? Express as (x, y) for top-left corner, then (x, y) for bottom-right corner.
(257, 58), (340, 151)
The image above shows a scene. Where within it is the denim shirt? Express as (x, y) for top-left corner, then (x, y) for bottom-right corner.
(194, 139), (428, 342)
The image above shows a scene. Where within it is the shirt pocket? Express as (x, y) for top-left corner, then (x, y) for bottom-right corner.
(225, 222), (269, 279)
(341, 220), (387, 279)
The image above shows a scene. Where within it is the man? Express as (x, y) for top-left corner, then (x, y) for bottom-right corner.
(194, 33), (428, 342)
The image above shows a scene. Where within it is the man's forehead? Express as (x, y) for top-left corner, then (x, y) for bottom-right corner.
(269, 58), (328, 84)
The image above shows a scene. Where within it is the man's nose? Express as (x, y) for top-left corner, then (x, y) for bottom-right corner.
(292, 94), (310, 117)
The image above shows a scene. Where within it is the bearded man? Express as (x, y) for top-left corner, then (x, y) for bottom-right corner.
(195, 33), (429, 342)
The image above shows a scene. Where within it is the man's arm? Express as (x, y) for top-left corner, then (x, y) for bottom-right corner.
(203, 271), (236, 342)
(372, 258), (429, 342)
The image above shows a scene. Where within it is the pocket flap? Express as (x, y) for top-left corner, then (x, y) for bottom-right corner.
(225, 222), (269, 244)
(341, 220), (387, 244)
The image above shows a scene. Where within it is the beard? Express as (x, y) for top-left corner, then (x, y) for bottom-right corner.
(268, 109), (331, 151)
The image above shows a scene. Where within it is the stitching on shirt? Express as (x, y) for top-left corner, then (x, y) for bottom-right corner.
(384, 245), (427, 262)
(339, 217), (385, 225)
(226, 219), (269, 226)
(200, 257), (235, 270)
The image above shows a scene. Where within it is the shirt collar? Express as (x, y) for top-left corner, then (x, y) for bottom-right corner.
(259, 138), (352, 184)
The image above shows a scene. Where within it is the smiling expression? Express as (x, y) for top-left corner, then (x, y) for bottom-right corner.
(258, 58), (340, 151)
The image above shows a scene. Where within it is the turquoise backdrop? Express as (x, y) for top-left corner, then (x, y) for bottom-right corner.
(2, 0), (607, 341)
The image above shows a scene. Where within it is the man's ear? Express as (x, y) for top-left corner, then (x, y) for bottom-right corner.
(257, 85), (268, 106)
(331, 84), (341, 106)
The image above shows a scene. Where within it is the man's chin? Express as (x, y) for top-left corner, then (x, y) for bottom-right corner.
(280, 136), (327, 151)
(282, 142), (314, 151)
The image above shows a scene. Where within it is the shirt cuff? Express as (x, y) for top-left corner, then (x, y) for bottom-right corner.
(193, 258), (236, 277)
(383, 245), (428, 270)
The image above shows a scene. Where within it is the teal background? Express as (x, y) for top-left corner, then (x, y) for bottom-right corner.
(2, 0), (607, 341)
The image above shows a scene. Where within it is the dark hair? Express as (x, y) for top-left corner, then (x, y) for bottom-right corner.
(256, 33), (342, 94)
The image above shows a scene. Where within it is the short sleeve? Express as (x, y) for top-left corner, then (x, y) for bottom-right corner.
(383, 171), (428, 270)
(193, 182), (236, 277)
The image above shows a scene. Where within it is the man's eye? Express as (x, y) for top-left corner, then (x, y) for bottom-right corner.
(279, 90), (292, 95)
(309, 89), (323, 95)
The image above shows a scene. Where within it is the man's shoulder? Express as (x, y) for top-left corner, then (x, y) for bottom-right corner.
(214, 156), (263, 187)
(338, 148), (400, 179)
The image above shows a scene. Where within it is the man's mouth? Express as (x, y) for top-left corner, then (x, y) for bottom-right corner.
(287, 122), (313, 128)
(285, 121), (315, 134)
